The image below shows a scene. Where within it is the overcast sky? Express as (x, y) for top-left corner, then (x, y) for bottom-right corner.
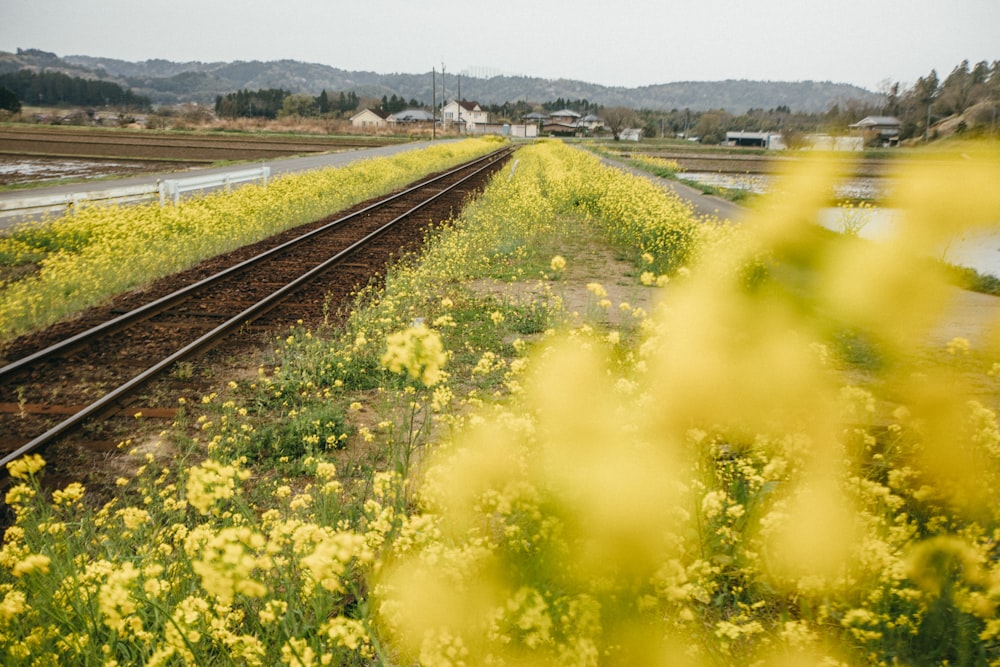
(1, 0), (997, 91)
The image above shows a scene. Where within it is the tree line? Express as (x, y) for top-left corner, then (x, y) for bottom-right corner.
(214, 88), (368, 119)
(885, 59), (1000, 141)
(0, 70), (151, 110)
(379, 94), (424, 114)
(540, 98), (601, 114)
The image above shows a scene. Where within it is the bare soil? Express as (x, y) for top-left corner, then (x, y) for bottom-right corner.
(0, 155), (190, 185)
(0, 125), (402, 185)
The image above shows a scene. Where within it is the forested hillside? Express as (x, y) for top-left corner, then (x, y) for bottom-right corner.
(0, 48), (878, 113)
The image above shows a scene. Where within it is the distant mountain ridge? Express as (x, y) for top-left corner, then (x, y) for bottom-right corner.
(0, 48), (880, 114)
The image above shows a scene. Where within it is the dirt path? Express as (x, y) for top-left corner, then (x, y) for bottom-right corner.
(930, 287), (1000, 348)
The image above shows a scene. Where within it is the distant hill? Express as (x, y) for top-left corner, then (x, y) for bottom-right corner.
(0, 48), (880, 114)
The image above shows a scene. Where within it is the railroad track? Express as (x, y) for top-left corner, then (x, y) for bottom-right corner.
(0, 146), (514, 482)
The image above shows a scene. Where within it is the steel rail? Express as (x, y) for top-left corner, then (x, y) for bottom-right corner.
(0, 146), (511, 383)
(0, 147), (511, 471)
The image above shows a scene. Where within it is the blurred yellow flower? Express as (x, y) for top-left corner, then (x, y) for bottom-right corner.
(7, 454), (45, 480)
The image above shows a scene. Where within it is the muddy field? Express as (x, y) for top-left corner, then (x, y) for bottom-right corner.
(0, 155), (195, 185)
(0, 125), (401, 185)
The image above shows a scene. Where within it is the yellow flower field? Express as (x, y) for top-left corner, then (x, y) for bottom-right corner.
(3, 139), (1000, 666)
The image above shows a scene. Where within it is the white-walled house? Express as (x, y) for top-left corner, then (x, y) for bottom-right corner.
(350, 108), (389, 129)
(579, 114), (606, 131)
(442, 100), (489, 131)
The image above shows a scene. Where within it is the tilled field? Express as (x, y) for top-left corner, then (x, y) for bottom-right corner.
(0, 155), (193, 185)
(0, 125), (403, 184)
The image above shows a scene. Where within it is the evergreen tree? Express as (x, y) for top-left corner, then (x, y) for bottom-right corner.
(317, 90), (331, 114)
(214, 88), (288, 119)
(0, 86), (21, 113)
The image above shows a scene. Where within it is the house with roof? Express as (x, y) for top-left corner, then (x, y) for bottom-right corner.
(350, 108), (389, 130)
(579, 114), (606, 131)
(849, 116), (902, 147)
(547, 109), (582, 125)
(442, 100), (489, 131)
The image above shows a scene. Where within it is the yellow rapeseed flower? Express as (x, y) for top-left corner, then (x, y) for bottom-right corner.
(6, 454), (45, 480)
(12, 553), (50, 577)
(381, 324), (447, 387)
(186, 459), (245, 515)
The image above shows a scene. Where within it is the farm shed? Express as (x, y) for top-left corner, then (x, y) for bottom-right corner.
(508, 124), (539, 138)
(725, 131), (785, 149)
(804, 134), (864, 151)
(389, 109), (435, 123)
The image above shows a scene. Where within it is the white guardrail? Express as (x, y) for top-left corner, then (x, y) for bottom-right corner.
(0, 166), (270, 221)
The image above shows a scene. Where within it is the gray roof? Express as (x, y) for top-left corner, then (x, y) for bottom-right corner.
(726, 131), (774, 139)
(390, 109), (435, 122)
(850, 116), (902, 128)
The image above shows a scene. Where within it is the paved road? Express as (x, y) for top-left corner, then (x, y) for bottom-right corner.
(0, 140), (457, 230)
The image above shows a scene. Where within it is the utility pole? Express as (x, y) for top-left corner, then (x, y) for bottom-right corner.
(432, 67), (436, 140)
(441, 63), (446, 130)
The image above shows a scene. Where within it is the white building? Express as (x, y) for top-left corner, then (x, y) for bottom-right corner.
(579, 114), (606, 131)
(803, 134), (864, 151)
(349, 108), (388, 129)
(441, 100), (489, 131)
(725, 131), (786, 150)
